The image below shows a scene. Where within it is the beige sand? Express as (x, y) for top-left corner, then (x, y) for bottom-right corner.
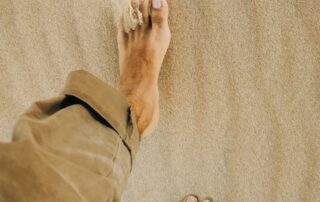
(122, 2), (143, 33)
(0, 0), (319, 201)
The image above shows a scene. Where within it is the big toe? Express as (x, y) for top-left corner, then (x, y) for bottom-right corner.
(182, 194), (199, 202)
(151, 0), (169, 26)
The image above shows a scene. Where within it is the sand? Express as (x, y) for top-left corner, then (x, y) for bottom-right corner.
(0, 0), (319, 201)
(122, 2), (143, 33)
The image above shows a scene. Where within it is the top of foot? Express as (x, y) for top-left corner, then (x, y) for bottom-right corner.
(117, 0), (171, 137)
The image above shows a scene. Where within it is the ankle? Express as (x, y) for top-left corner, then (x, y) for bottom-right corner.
(120, 85), (159, 136)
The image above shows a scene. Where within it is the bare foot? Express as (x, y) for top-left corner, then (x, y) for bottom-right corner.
(182, 194), (212, 202)
(117, 0), (171, 137)
(182, 194), (199, 202)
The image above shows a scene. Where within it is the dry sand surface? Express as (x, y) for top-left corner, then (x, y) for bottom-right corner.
(0, 0), (319, 201)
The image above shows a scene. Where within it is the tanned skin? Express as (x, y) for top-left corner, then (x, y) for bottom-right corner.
(117, 1), (209, 201)
(117, 0), (170, 137)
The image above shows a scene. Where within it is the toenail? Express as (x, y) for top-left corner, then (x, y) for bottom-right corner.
(152, 0), (162, 9)
(183, 195), (199, 202)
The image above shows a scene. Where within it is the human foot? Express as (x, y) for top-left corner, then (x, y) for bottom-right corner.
(182, 194), (199, 202)
(182, 194), (212, 202)
(117, 0), (171, 137)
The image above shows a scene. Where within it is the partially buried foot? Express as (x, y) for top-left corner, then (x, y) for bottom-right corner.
(182, 194), (199, 202)
(117, 0), (171, 137)
(182, 194), (212, 202)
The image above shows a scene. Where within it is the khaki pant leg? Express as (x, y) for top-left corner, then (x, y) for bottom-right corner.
(0, 70), (140, 202)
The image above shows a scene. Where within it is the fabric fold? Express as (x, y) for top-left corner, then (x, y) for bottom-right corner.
(62, 70), (140, 162)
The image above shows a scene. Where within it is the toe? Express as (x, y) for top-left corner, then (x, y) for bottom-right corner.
(116, 16), (127, 45)
(182, 194), (199, 202)
(151, 0), (169, 26)
(116, 15), (125, 33)
(140, 0), (151, 26)
(200, 197), (213, 202)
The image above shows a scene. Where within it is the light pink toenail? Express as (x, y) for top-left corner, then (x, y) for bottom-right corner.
(152, 0), (162, 9)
